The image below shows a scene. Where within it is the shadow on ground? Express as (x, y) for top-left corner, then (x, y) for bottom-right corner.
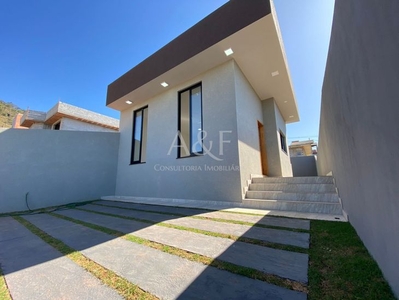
(0, 200), (309, 299)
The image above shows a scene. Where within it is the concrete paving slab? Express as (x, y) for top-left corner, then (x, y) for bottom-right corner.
(96, 200), (310, 230)
(82, 204), (310, 249)
(102, 196), (347, 221)
(0, 217), (122, 300)
(223, 207), (347, 222)
(24, 213), (306, 300)
(48, 209), (308, 282)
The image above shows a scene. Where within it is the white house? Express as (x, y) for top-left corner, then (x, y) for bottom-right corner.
(16, 101), (119, 132)
(106, 0), (299, 203)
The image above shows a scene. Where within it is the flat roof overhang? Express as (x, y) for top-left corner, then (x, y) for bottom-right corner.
(44, 112), (119, 130)
(106, 0), (299, 123)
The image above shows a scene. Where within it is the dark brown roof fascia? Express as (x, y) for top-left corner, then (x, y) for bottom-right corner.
(106, 0), (271, 106)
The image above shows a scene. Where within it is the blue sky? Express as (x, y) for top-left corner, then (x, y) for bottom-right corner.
(0, 0), (334, 143)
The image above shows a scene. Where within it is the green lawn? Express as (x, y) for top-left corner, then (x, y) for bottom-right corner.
(308, 220), (396, 299)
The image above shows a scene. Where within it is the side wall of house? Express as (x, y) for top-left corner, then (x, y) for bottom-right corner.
(275, 104), (292, 176)
(317, 0), (399, 296)
(0, 129), (119, 213)
(60, 117), (117, 132)
(115, 61), (242, 202)
(30, 123), (46, 129)
(261, 98), (292, 177)
(234, 63), (263, 196)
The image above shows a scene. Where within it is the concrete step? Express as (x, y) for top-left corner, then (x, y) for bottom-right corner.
(248, 183), (336, 193)
(252, 176), (333, 184)
(245, 191), (339, 203)
(243, 199), (343, 215)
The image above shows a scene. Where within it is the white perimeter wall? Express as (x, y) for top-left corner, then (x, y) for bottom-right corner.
(0, 129), (119, 213)
(60, 118), (117, 132)
(115, 61), (242, 202)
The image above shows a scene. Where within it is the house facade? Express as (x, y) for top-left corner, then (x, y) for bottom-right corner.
(106, 0), (299, 203)
(289, 140), (317, 157)
(15, 102), (119, 132)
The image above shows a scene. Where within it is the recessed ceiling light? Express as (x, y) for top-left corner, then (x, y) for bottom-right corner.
(272, 71), (279, 77)
(161, 82), (169, 87)
(224, 48), (234, 56)
(125, 100), (132, 105)
(284, 101), (288, 103)
(289, 115), (294, 118)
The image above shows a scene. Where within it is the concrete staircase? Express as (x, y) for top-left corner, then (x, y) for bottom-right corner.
(244, 176), (343, 215)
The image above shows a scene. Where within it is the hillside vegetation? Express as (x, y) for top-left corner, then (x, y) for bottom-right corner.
(0, 100), (24, 128)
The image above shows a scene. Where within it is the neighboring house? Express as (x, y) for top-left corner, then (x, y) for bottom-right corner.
(106, 0), (299, 203)
(317, 0), (399, 296)
(14, 102), (119, 132)
(289, 140), (318, 177)
(11, 113), (28, 129)
(289, 140), (317, 157)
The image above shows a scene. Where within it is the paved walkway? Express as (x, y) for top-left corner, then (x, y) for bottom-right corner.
(0, 217), (121, 300)
(0, 201), (310, 299)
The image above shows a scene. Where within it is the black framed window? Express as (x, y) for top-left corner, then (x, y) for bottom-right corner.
(131, 106), (148, 164)
(279, 130), (287, 153)
(178, 83), (203, 158)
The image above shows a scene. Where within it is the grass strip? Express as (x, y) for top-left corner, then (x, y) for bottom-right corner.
(77, 207), (308, 254)
(0, 266), (11, 300)
(13, 216), (157, 300)
(0, 200), (95, 218)
(308, 220), (395, 300)
(50, 212), (308, 293)
(193, 217), (308, 233)
(93, 203), (308, 233)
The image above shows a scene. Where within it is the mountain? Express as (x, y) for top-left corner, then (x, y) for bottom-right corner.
(0, 100), (25, 128)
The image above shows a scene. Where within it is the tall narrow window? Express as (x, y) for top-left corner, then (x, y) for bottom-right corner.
(178, 83), (203, 158)
(131, 106), (148, 164)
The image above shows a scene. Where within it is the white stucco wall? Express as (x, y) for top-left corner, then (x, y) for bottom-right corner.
(30, 123), (46, 129)
(59, 118), (117, 132)
(114, 61), (242, 202)
(234, 63), (263, 196)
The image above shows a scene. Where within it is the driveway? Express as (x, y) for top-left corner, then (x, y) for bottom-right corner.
(0, 200), (310, 299)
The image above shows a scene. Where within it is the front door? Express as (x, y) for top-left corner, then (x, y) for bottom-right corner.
(258, 121), (268, 175)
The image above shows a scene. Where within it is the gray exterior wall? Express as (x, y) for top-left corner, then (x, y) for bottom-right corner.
(262, 98), (292, 177)
(317, 0), (399, 296)
(114, 60), (292, 203)
(234, 63), (263, 196)
(115, 61), (242, 202)
(291, 156), (317, 177)
(0, 129), (119, 213)
(274, 104), (292, 177)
